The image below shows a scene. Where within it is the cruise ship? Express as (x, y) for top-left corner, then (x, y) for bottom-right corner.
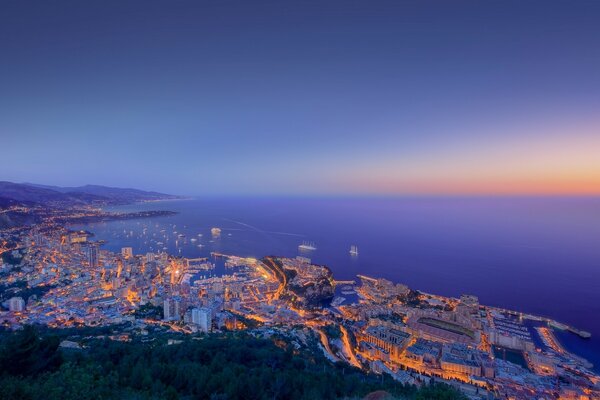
(298, 241), (317, 251)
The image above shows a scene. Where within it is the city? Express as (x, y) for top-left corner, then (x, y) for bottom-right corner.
(1, 202), (598, 399)
(2, 0), (600, 398)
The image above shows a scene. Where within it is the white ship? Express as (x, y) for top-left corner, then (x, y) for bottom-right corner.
(331, 296), (346, 307)
(349, 245), (359, 256)
(298, 241), (317, 251)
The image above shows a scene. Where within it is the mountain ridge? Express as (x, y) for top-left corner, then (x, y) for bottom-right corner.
(0, 181), (180, 207)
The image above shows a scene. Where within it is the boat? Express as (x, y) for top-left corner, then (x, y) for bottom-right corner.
(190, 238), (197, 242)
(349, 245), (359, 256)
(331, 296), (346, 307)
(298, 241), (317, 251)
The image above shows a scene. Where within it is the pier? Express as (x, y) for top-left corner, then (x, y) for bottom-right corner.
(568, 327), (592, 339)
(356, 274), (378, 283)
(333, 280), (356, 286)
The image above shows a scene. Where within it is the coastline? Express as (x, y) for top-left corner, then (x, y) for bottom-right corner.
(71, 197), (600, 374)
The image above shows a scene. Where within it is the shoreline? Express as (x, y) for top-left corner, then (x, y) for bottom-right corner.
(72, 200), (599, 373)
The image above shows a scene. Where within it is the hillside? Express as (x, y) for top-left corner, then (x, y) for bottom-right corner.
(0, 326), (466, 400)
(0, 181), (179, 207)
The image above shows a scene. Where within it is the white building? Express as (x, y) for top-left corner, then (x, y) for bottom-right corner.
(163, 299), (172, 320)
(9, 296), (25, 312)
(86, 245), (98, 268)
(191, 307), (212, 333)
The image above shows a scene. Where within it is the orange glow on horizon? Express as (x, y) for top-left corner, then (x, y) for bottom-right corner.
(351, 176), (600, 196)
(322, 121), (600, 196)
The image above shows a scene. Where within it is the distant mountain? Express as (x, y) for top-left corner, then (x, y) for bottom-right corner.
(0, 195), (37, 208)
(0, 181), (179, 207)
(26, 183), (180, 203)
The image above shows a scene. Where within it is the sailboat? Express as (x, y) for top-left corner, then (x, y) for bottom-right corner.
(298, 241), (317, 251)
(349, 245), (359, 256)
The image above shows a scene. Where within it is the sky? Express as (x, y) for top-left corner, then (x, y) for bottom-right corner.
(1, 0), (599, 196)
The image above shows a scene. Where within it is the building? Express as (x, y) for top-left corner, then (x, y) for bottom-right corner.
(86, 244), (98, 269)
(8, 296), (25, 312)
(121, 247), (133, 258)
(33, 233), (45, 246)
(439, 343), (482, 376)
(405, 338), (442, 365)
(360, 326), (411, 362)
(191, 307), (212, 333)
(174, 298), (181, 318)
(460, 294), (479, 308)
(69, 231), (88, 244)
(163, 299), (171, 320)
(163, 298), (182, 321)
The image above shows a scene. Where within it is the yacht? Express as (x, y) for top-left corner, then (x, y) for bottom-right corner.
(298, 241), (317, 251)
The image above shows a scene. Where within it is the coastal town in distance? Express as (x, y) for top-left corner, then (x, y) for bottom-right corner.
(1, 183), (598, 400)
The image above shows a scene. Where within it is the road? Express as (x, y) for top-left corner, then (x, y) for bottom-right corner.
(317, 329), (341, 362)
(340, 325), (362, 368)
(261, 257), (287, 300)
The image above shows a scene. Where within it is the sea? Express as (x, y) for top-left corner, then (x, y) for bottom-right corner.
(70, 196), (600, 371)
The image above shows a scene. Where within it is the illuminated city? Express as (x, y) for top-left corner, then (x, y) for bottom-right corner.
(1, 198), (599, 399)
(2, 1), (600, 399)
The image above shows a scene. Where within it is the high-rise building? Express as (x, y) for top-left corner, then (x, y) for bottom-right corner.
(8, 296), (25, 312)
(121, 247), (133, 258)
(191, 307), (212, 333)
(173, 298), (181, 319)
(163, 299), (171, 320)
(116, 259), (123, 278)
(163, 299), (172, 321)
(87, 245), (98, 269)
(33, 233), (45, 247)
(159, 252), (169, 263)
(163, 298), (182, 321)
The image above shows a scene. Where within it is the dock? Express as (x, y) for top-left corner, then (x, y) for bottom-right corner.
(568, 327), (592, 339)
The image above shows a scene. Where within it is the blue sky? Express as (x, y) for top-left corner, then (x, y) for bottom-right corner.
(1, 0), (599, 195)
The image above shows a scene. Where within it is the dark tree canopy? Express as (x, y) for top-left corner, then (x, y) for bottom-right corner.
(0, 326), (466, 400)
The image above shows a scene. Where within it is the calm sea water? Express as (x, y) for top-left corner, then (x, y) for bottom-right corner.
(71, 197), (600, 370)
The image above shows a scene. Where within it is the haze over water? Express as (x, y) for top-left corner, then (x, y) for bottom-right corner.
(73, 196), (600, 370)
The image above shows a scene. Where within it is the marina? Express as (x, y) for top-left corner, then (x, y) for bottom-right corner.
(70, 197), (600, 372)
